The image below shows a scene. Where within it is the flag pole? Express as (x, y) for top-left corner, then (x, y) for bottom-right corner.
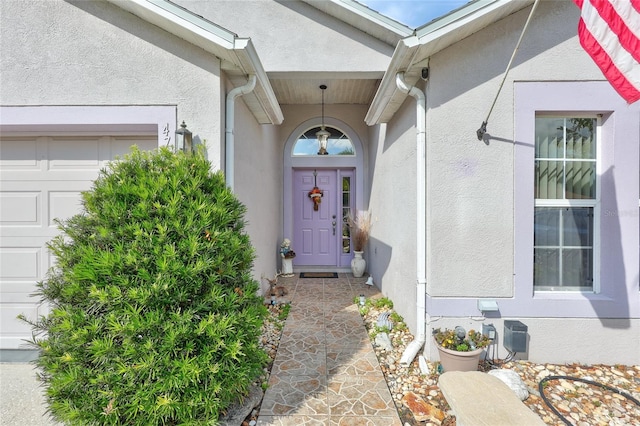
(477, 0), (541, 141)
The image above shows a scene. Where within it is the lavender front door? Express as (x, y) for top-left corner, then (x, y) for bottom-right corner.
(293, 169), (340, 266)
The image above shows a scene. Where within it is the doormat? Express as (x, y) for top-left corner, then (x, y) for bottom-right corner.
(299, 272), (339, 278)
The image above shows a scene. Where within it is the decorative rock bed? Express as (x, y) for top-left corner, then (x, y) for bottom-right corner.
(359, 300), (640, 426)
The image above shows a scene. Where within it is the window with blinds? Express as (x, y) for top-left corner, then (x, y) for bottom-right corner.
(533, 117), (598, 291)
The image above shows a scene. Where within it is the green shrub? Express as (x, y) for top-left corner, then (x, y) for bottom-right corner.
(373, 297), (393, 309)
(20, 147), (268, 425)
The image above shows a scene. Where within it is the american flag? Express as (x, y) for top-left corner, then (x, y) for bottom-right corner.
(574, 0), (640, 104)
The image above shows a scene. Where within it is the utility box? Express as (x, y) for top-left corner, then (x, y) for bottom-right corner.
(482, 323), (496, 341)
(503, 320), (527, 353)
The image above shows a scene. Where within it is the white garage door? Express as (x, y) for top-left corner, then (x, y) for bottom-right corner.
(0, 134), (157, 350)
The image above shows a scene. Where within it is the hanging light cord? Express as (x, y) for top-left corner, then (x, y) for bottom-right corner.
(320, 84), (327, 128)
(477, 0), (541, 140)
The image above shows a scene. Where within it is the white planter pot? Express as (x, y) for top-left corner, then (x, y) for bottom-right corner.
(436, 344), (483, 372)
(351, 251), (366, 277)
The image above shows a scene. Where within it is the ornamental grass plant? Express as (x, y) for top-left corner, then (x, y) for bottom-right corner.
(348, 210), (372, 252)
(20, 147), (268, 425)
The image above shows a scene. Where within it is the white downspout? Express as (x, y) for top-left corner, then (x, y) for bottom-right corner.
(396, 72), (427, 366)
(225, 74), (257, 191)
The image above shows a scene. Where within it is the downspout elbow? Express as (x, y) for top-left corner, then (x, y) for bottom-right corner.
(396, 72), (425, 138)
(395, 72), (425, 104)
(225, 74), (257, 191)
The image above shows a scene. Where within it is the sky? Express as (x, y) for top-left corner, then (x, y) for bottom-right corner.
(359, 0), (469, 28)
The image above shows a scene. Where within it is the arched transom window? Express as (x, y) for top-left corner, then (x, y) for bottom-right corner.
(293, 126), (355, 156)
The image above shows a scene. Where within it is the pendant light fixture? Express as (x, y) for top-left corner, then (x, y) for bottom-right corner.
(316, 84), (330, 155)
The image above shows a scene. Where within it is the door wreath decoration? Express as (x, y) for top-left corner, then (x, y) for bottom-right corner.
(308, 170), (324, 211)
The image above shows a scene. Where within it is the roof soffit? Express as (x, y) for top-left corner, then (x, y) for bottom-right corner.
(366, 0), (535, 125)
(106, 0), (283, 124)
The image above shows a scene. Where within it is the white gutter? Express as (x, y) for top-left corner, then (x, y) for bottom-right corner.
(226, 74), (257, 191)
(396, 72), (427, 366)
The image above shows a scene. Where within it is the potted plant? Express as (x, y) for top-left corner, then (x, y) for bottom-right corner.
(433, 326), (491, 372)
(348, 210), (371, 277)
(279, 238), (296, 276)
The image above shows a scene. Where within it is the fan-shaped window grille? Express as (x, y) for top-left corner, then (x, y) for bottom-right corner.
(292, 126), (355, 156)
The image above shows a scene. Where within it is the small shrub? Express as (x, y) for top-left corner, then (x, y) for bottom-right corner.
(375, 325), (390, 335)
(389, 311), (403, 324)
(373, 297), (393, 309)
(278, 303), (291, 322)
(433, 327), (490, 352)
(20, 147), (268, 425)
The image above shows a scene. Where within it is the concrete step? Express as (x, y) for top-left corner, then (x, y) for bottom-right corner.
(438, 371), (546, 426)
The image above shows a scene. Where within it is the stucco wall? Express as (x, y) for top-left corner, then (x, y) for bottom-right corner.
(172, 0), (394, 72)
(368, 97), (419, 336)
(425, 1), (604, 298)
(416, 1), (640, 365)
(0, 0), (223, 166)
(232, 89), (282, 295)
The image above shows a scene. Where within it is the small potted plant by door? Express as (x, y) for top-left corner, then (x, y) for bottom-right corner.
(348, 210), (371, 278)
(433, 326), (491, 372)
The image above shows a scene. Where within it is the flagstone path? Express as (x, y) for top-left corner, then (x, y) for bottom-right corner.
(257, 274), (402, 426)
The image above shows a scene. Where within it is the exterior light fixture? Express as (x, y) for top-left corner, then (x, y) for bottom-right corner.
(317, 84), (329, 155)
(175, 120), (193, 153)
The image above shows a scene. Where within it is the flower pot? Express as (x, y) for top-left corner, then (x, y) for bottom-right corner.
(351, 251), (366, 277)
(436, 345), (483, 372)
(281, 257), (293, 276)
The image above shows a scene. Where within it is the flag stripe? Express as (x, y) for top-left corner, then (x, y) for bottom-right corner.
(606, 0), (640, 63)
(578, 19), (640, 103)
(581, 0), (640, 79)
(574, 0), (640, 103)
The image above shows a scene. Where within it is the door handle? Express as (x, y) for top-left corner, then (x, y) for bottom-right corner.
(332, 220), (336, 235)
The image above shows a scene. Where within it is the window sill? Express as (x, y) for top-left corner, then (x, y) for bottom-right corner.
(533, 291), (614, 302)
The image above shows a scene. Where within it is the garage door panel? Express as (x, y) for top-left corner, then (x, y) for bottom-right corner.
(0, 247), (41, 280)
(1, 134), (157, 350)
(0, 138), (39, 169)
(0, 192), (40, 226)
(2, 169), (105, 182)
(1, 282), (41, 303)
(48, 137), (101, 170)
(111, 137), (158, 158)
(49, 191), (84, 226)
(1, 183), (89, 233)
(0, 304), (40, 343)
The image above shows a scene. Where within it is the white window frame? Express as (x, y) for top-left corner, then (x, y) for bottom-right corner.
(534, 115), (601, 293)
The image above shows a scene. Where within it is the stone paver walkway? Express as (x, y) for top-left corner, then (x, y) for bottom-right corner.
(257, 274), (402, 426)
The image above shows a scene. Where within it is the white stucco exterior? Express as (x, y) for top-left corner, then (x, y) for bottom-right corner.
(0, 0), (394, 354)
(1, 0), (638, 365)
(367, 96), (419, 333)
(171, 0), (395, 73)
(2, 0), (223, 164)
(374, 1), (639, 365)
